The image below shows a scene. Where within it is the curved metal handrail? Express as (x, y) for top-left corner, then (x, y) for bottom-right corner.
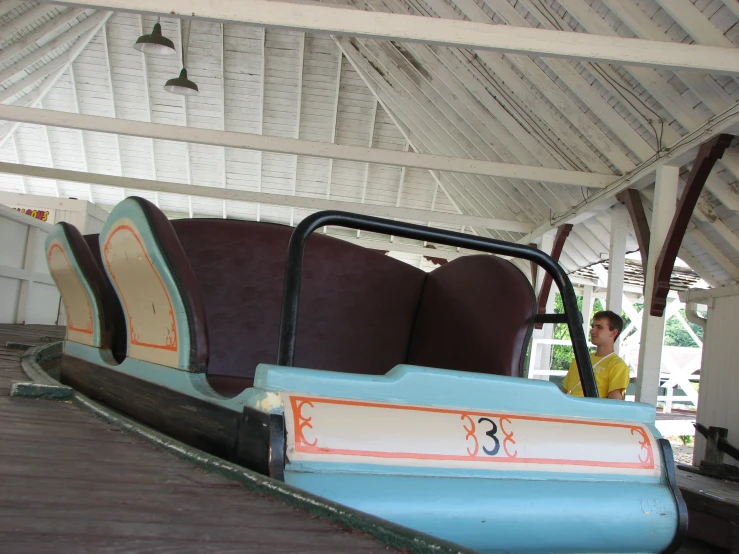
(277, 211), (597, 398)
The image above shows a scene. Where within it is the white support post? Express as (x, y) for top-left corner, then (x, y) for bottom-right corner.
(220, 23), (227, 219)
(257, 27), (266, 222)
(15, 226), (38, 324)
(636, 165), (679, 405)
(101, 21), (125, 200)
(607, 204), (627, 352)
(177, 19), (194, 218)
(11, 134), (27, 194)
(325, 47), (342, 202)
(69, 64), (94, 203)
(38, 99), (60, 198)
(139, 15), (159, 207)
(291, 32), (305, 227)
(581, 284), (594, 338)
(357, 97), (378, 238)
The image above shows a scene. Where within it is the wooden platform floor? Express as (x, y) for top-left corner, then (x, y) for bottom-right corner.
(0, 325), (394, 553)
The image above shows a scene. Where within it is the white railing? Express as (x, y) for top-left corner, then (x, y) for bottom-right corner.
(528, 337), (700, 412)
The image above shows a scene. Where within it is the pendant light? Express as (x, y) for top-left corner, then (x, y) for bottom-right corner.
(165, 19), (199, 96)
(133, 18), (176, 56)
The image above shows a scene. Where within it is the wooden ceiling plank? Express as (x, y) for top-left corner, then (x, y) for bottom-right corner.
(49, 0), (739, 74)
(359, 37), (544, 222)
(652, 0), (735, 48)
(601, 0), (730, 115)
(651, 133), (734, 316)
(339, 37), (519, 235)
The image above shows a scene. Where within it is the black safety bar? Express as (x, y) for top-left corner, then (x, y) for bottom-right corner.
(277, 211), (598, 398)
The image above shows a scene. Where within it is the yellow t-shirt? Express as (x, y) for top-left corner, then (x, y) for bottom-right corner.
(562, 353), (630, 398)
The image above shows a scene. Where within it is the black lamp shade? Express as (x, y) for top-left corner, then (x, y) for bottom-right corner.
(164, 68), (199, 96)
(134, 23), (176, 56)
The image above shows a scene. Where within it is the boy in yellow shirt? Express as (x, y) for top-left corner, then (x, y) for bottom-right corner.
(562, 310), (630, 400)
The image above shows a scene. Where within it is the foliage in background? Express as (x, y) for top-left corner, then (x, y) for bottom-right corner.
(548, 294), (703, 372)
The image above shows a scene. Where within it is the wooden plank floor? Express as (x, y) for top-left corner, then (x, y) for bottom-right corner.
(0, 325), (394, 553)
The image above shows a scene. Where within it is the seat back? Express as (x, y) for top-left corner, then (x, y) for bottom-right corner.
(170, 218), (427, 379)
(99, 197), (209, 371)
(406, 255), (535, 377)
(46, 223), (122, 354)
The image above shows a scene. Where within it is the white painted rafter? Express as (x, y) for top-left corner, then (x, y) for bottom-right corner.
(0, 11), (108, 85)
(3, 4), (57, 37)
(333, 36), (484, 237)
(138, 14), (159, 207)
(325, 46), (343, 202)
(220, 22), (227, 218)
(0, 106), (614, 188)
(0, 161), (536, 232)
(177, 18), (194, 218)
(0, 0), (24, 19)
(10, 133), (27, 194)
(0, 12), (112, 150)
(38, 98), (60, 198)
(68, 64), (93, 203)
(0, 8), (85, 65)
(257, 27), (266, 222)
(290, 31), (305, 227)
(653, 0), (735, 48)
(357, 96), (378, 238)
(48, 0), (739, 74)
(101, 20), (125, 200)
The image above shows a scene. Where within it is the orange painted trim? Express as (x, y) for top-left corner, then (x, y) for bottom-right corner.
(288, 395), (656, 470)
(103, 223), (178, 352)
(47, 243), (93, 335)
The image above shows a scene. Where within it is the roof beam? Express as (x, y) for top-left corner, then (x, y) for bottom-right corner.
(68, 64), (94, 203)
(534, 224), (572, 329)
(0, 11), (112, 150)
(291, 31), (305, 227)
(0, 8), (85, 66)
(0, 0), (24, 19)
(617, 189), (650, 266)
(0, 11), (108, 85)
(10, 133), (27, 194)
(101, 20), (125, 201)
(220, 22), (227, 218)
(0, 105), (612, 187)
(333, 37), (474, 234)
(519, 103), (739, 243)
(651, 134), (734, 316)
(0, 161), (536, 232)
(3, 4), (57, 37)
(47, 0), (739, 74)
(653, 0), (734, 48)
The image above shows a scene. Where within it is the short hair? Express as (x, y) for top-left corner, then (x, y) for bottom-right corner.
(593, 310), (623, 339)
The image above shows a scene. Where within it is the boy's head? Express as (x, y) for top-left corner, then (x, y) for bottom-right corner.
(590, 310), (624, 345)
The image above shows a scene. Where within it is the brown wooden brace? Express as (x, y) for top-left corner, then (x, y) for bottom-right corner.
(650, 134), (735, 317)
(617, 188), (651, 270)
(534, 224), (572, 330)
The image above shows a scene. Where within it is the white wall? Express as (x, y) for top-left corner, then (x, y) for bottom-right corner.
(0, 193), (110, 325)
(0, 203), (59, 324)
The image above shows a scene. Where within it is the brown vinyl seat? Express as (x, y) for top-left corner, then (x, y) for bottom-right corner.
(117, 197), (535, 396)
(407, 255), (535, 378)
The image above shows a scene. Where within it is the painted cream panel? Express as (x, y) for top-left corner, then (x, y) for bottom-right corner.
(695, 294), (739, 467)
(47, 241), (94, 345)
(103, 218), (180, 368)
(283, 394), (661, 477)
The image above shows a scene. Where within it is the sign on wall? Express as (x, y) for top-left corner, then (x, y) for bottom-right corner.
(15, 207), (54, 224)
